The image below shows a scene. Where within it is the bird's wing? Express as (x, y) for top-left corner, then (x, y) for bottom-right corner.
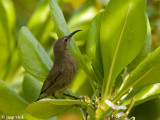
(40, 67), (63, 94)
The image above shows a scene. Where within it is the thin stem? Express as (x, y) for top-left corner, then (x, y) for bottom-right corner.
(77, 107), (86, 120)
(63, 93), (80, 100)
(67, 89), (96, 119)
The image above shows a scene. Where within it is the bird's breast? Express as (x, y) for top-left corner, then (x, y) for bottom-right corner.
(65, 58), (78, 74)
(54, 53), (78, 80)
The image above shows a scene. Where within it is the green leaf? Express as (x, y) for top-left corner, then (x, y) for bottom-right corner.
(99, 0), (110, 6)
(49, 0), (70, 37)
(0, 0), (8, 35)
(27, 99), (95, 119)
(18, 27), (53, 82)
(68, 1), (98, 50)
(127, 16), (152, 72)
(114, 46), (160, 102)
(27, 0), (51, 42)
(0, 79), (43, 120)
(68, 0), (97, 28)
(71, 68), (93, 97)
(122, 83), (160, 106)
(113, 68), (127, 91)
(49, 0), (81, 56)
(3, 0), (15, 33)
(86, 12), (103, 82)
(0, 0), (15, 39)
(0, 79), (28, 115)
(23, 73), (41, 103)
(0, 0), (16, 77)
(100, 0), (147, 99)
(0, 22), (9, 78)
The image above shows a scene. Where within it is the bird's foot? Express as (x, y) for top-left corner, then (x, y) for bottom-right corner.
(52, 93), (58, 99)
(63, 93), (84, 101)
(77, 96), (85, 101)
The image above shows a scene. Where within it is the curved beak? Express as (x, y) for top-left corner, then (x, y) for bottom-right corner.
(67, 30), (82, 39)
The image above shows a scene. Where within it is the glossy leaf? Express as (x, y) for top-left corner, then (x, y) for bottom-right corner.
(27, 99), (95, 119)
(86, 12), (103, 82)
(49, 0), (80, 56)
(100, 0), (147, 99)
(114, 46), (160, 102)
(18, 27), (53, 82)
(122, 84), (160, 106)
(127, 16), (152, 72)
(23, 73), (41, 103)
(48, 0), (64, 36)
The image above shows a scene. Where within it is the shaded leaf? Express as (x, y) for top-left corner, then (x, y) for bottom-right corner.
(86, 12), (103, 82)
(71, 68), (93, 97)
(113, 68), (127, 91)
(23, 73), (41, 103)
(0, 0), (15, 77)
(28, 0), (51, 43)
(68, 0), (97, 28)
(2, 0), (15, 33)
(68, 1), (98, 50)
(0, 0), (15, 39)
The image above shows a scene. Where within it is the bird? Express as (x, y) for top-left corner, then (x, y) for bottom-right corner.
(37, 30), (81, 101)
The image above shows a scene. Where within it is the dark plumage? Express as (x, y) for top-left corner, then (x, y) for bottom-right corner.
(37, 30), (80, 101)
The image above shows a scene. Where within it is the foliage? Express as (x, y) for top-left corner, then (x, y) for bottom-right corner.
(0, 0), (160, 120)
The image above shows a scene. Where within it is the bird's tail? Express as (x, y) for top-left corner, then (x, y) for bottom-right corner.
(37, 96), (40, 101)
(37, 93), (47, 101)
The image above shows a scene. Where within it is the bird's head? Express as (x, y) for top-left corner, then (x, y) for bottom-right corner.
(54, 30), (81, 54)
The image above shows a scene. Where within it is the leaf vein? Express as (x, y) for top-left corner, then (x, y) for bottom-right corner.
(104, 0), (133, 98)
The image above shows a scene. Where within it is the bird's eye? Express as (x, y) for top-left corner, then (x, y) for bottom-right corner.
(64, 38), (67, 42)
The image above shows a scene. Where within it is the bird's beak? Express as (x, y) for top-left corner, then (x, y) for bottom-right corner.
(67, 30), (82, 39)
